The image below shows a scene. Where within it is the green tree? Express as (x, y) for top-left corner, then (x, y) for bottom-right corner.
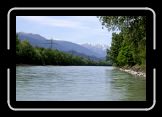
(98, 16), (146, 32)
(98, 16), (146, 68)
(18, 40), (35, 64)
(109, 32), (123, 65)
(117, 45), (134, 66)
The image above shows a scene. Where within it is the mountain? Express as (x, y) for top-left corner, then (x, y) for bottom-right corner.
(81, 43), (109, 58)
(17, 32), (104, 60)
(68, 50), (102, 61)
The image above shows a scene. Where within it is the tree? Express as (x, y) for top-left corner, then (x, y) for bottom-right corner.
(98, 16), (146, 68)
(19, 40), (36, 64)
(117, 45), (134, 66)
(98, 16), (146, 32)
(16, 35), (20, 51)
(109, 32), (123, 65)
(16, 35), (21, 63)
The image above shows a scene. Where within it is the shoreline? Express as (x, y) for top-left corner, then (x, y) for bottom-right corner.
(16, 64), (145, 78)
(118, 67), (146, 78)
(16, 64), (41, 66)
(16, 64), (113, 67)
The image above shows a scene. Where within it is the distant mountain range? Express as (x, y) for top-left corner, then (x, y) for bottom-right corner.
(17, 32), (107, 60)
(81, 43), (108, 58)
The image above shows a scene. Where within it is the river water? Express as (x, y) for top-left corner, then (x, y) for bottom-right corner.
(16, 66), (146, 101)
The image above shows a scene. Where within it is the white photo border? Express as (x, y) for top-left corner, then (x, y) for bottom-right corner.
(7, 7), (156, 111)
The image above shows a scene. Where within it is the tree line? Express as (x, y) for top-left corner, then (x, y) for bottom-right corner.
(16, 36), (111, 66)
(98, 16), (146, 71)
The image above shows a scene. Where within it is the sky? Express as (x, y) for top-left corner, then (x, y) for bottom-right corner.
(16, 16), (112, 46)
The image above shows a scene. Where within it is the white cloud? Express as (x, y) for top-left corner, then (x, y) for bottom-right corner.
(16, 16), (112, 46)
(68, 16), (98, 22)
(18, 16), (82, 28)
(17, 16), (101, 30)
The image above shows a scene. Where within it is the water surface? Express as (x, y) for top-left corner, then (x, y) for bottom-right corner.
(16, 66), (146, 101)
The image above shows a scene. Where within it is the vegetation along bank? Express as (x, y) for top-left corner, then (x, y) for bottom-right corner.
(98, 16), (146, 78)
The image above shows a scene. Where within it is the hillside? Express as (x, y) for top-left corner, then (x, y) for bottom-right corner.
(17, 32), (105, 60)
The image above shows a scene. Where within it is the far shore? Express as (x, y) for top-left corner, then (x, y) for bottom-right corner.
(16, 64), (112, 67)
(16, 64), (41, 66)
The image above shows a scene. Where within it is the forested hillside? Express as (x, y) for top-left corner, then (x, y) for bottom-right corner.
(98, 16), (146, 72)
(17, 32), (105, 60)
(16, 36), (111, 66)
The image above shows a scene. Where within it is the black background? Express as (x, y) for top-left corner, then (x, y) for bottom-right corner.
(0, 0), (160, 112)
(9, 9), (153, 109)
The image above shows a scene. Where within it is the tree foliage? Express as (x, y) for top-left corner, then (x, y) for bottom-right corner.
(98, 16), (146, 69)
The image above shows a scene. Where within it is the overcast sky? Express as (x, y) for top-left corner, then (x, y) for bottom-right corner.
(16, 16), (112, 46)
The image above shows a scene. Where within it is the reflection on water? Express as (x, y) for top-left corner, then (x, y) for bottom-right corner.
(16, 66), (146, 101)
(110, 69), (146, 101)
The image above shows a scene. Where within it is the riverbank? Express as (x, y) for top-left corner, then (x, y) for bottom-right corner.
(118, 65), (146, 78)
(16, 64), (112, 66)
(16, 64), (41, 66)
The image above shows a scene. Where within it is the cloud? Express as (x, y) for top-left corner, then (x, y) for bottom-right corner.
(16, 16), (112, 46)
(18, 16), (82, 28)
(67, 16), (98, 22)
(17, 16), (101, 30)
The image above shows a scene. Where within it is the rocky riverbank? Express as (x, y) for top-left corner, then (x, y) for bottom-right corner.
(119, 68), (146, 78)
(118, 65), (146, 78)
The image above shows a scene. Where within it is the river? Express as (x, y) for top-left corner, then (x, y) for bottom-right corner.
(16, 66), (146, 101)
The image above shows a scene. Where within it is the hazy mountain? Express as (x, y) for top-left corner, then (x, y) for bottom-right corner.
(17, 32), (105, 60)
(68, 50), (103, 61)
(81, 43), (109, 58)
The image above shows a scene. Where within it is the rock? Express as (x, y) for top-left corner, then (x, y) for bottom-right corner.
(119, 67), (146, 78)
